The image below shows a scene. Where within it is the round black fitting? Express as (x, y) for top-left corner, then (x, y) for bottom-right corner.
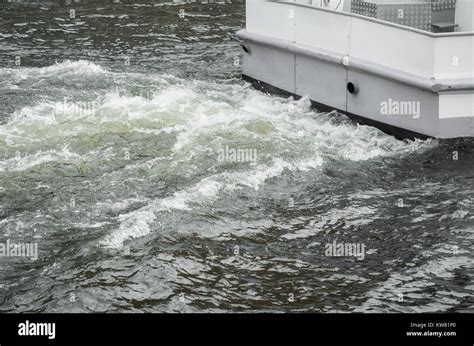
(241, 44), (250, 54)
(347, 81), (359, 95)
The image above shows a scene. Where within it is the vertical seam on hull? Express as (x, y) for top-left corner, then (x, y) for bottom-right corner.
(293, 4), (296, 95)
(294, 53), (296, 95)
(346, 9), (353, 114)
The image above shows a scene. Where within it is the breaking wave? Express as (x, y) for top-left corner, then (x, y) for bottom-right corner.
(0, 61), (437, 249)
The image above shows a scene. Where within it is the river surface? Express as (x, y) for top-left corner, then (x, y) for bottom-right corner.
(0, 0), (473, 313)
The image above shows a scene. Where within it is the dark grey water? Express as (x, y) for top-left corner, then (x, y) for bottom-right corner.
(0, 0), (473, 313)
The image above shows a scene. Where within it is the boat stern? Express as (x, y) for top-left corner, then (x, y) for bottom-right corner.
(437, 90), (474, 138)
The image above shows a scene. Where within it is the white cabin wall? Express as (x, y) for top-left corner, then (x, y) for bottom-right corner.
(246, 1), (295, 42)
(349, 17), (435, 79)
(433, 35), (474, 79)
(455, 0), (474, 32)
(294, 5), (351, 55)
(245, 0), (472, 79)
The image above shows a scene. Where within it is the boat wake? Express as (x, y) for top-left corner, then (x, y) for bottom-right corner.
(1, 60), (451, 313)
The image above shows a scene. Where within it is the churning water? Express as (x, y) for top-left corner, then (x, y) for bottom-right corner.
(0, 0), (473, 313)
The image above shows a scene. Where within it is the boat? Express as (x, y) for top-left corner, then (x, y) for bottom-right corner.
(236, 0), (474, 139)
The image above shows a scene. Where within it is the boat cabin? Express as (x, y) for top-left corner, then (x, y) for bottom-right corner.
(292, 0), (473, 33)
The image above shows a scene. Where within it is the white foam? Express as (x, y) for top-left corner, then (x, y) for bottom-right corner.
(0, 68), (438, 249)
(100, 210), (156, 249)
(0, 147), (82, 172)
(0, 60), (107, 78)
(100, 178), (225, 248)
(100, 154), (326, 248)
